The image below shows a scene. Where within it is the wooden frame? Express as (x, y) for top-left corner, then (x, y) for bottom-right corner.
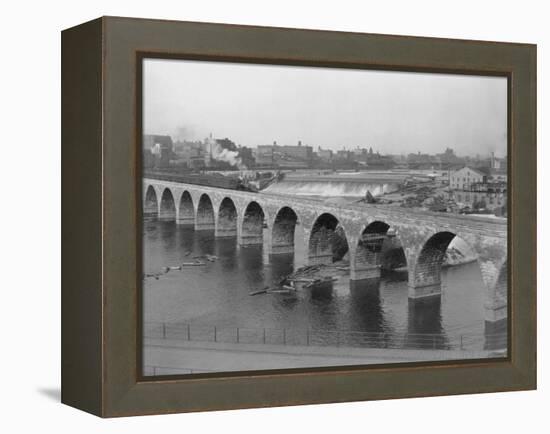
(61, 16), (536, 417)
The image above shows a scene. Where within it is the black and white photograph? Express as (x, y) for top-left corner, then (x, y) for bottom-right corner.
(3, 0), (544, 427)
(140, 58), (508, 377)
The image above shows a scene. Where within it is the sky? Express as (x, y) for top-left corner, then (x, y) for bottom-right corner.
(143, 58), (507, 157)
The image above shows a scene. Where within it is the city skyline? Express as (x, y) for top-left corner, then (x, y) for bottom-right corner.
(143, 58), (508, 157)
(145, 132), (506, 160)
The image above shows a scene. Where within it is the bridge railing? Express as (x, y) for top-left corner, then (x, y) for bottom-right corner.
(143, 321), (507, 352)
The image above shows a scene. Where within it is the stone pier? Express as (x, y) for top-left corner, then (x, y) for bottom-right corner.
(350, 264), (381, 281)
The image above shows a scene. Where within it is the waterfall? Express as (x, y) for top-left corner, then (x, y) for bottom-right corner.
(263, 180), (399, 197)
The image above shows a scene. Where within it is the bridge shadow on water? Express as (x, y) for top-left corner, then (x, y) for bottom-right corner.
(349, 279), (390, 334)
(407, 297), (449, 349)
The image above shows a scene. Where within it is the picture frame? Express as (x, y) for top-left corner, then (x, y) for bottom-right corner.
(61, 16), (536, 417)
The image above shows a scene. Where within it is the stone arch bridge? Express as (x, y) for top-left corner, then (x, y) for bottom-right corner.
(144, 178), (507, 326)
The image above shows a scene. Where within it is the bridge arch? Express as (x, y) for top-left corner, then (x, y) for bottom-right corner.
(177, 191), (194, 226)
(144, 185), (158, 217)
(271, 206), (298, 255)
(485, 259), (508, 335)
(196, 193), (215, 231)
(217, 197), (238, 237)
(493, 259), (508, 306)
(351, 220), (407, 281)
(308, 212), (349, 265)
(409, 231), (456, 298)
(240, 201), (265, 245)
(408, 230), (486, 300)
(159, 188), (176, 220)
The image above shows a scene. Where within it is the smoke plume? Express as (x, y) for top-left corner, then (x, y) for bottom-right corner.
(211, 142), (247, 170)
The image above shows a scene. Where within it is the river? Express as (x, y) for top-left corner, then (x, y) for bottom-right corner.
(142, 219), (488, 350)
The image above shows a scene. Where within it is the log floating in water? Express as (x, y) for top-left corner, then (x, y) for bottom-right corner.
(303, 276), (339, 288)
(250, 284), (296, 295)
(181, 261), (206, 266)
(249, 286), (270, 296)
(280, 285), (296, 292)
(143, 273), (162, 280)
(268, 288), (293, 294)
(191, 254), (218, 262)
(164, 266), (182, 271)
(303, 279), (321, 288)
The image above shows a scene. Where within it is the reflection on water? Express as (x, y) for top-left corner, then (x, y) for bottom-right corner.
(143, 220), (488, 346)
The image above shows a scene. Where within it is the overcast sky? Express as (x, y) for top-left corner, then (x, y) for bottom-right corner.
(143, 58), (507, 157)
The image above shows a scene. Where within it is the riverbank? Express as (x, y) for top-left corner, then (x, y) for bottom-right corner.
(143, 337), (495, 375)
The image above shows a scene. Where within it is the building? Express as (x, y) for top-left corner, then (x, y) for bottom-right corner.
(317, 147), (333, 162)
(142, 149), (155, 168)
(143, 134), (174, 168)
(276, 141), (313, 163)
(453, 181), (507, 214)
(254, 141), (313, 167)
(490, 152), (506, 170)
(366, 151), (394, 169)
(407, 151), (434, 169)
(255, 145), (275, 166)
(352, 147), (367, 161)
(335, 149), (352, 161)
(436, 147), (462, 166)
(449, 166), (486, 190)
(173, 140), (206, 168)
(173, 134), (241, 169)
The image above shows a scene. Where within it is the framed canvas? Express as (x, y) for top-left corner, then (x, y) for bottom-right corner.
(61, 16), (536, 417)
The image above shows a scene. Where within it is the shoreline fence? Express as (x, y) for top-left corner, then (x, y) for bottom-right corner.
(143, 321), (507, 352)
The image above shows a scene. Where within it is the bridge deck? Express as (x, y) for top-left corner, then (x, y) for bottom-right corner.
(144, 177), (507, 238)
